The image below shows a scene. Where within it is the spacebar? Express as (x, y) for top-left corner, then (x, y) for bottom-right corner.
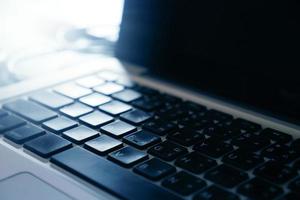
(51, 147), (182, 200)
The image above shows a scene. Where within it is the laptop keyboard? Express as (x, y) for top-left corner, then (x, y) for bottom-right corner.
(1, 71), (300, 200)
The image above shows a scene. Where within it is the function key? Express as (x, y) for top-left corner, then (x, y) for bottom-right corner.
(168, 128), (205, 147)
(24, 133), (72, 158)
(175, 152), (217, 174)
(143, 120), (178, 136)
(84, 135), (122, 155)
(0, 114), (26, 133)
(4, 124), (45, 144)
(120, 109), (152, 125)
(261, 143), (300, 163)
(205, 109), (233, 124)
(42, 116), (78, 134)
(108, 146), (148, 167)
(148, 141), (188, 161)
(123, 130), (161, 149)
(230, 118), (262, 133)
(76, 75), (105, 88)
(99, 100), (132, 116)
(79, 93), (111, 107)
(193, 185), (239, 200)
(162, 171), (206, 196)
(260, 128), (292, 143)
(100, 120), (137, 138)
(204, 164), (249, 188)
(29, 91), (73, 109)
(134, 158), (176, 180)
(54, 83), (92, 99)
(112, 89), (142, 102)
(254, 161), (297, 184)
(60, 103), (93, 118)
(231, 132), (270, 152)
(133, 85), (160, 95)
(79, 111), (113, 128)
(193, 142), (234, 158)
(93, 82), (124, 95)
(62, 125), (99, 144)
(115, 77), (135, 88)
(237, 178), (283, 199)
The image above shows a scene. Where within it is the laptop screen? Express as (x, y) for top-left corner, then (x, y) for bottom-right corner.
(116, 0), (300, 125)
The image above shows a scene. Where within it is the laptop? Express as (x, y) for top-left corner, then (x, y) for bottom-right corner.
(0, 1), (299, 199)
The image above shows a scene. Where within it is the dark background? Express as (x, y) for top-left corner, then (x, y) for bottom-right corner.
(116, 0), (300, 124)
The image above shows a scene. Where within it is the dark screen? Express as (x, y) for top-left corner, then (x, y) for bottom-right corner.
(116, 0), (300, 124)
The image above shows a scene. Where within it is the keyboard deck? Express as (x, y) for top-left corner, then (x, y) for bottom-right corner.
(1, 71), (300, 200)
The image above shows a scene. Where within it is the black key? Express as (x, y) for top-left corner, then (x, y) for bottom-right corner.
(79, 93), (111, 107)
(120, 109), (152, 125)
(162, 171), (206, 196)
(0, 108), (7, 118)
(93, 82), (124, 95)
(134, 158), (176, 180)
(261, 143), (300, 163)
(24, 133), (72, 158)
(237, 178), (283, 200)
(230, 118), (262, 132)
(54, 83), (92, 99)
(133, 85), (160, 95)
(201, 125), (241, 144)
(123, 130), (161, 149)
(280, 193), (300, 200)
(289, 177), (300, 193)
(168, 128), (205, 146)
(51, 147), (182, 200)
(112, 89), (142, 102)
(0, 115), (26, 133)
(60, 103), (93, 118)
(132, 96), (163, 111)
(62, 125), (99, 144)
(193, 142), (234, 158)
(260, 128), (292, 143)
(76, 75), (105, 88)
(3, 99), (57, 123)
(222, 150), (264, 170)
(42, 116), (78, 133)
(108, 146), (148, 167)
(29, 91), (73, 109)
(143, 120), (178, 136)
(204, 164), (249, 188)
(4, 124), (45, 144)
(79, 111), (113, 128)
(99, 100), (132, 116)
(193, 185), (239, 200)
(231, 132), (270, 151)
(205, 109), (233, 124)
(175, 152), (217, 174)
(84, 135), (122, 155)
(100, 120), (137, 138)
(183, 101), (206, 113)
(148, 141), (188, 161)
(254, 161), (297, 184)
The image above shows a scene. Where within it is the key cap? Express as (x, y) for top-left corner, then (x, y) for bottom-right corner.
(148, 141), (188, 161)
(162, 171), (206, 196)
(76, 75), (105, 88)
(79, 93), (111, 107)
(84, 135), (122, 155)
(260, 128), (292, 143)
(131, 97), (163, 111)
(97, 71), (120, 81)
(54, 83), (92, 99)
(29, 91), (73, 109)
(51, 147), (182, 200)
(99, 100), (132, 116)
(100, 121), (137, 138)
(193, 185), (239, 200)
(134, 158), (176, 180)
(42, 116), (78, 133)
(237, 178), (283, 199)
(168, 128), (205, 146)
(133, 85), (160, 95)
(79, 111), (113, 128)
(193, 142), (234, 158)
(60, 103), (93, 118)
(93, 82), (124, 95)
(261, 143), (300, 163)
(116, 77), (135, 87)
(204, 164), (248, 188)
(205, 109), (233, 124)
(201, 125), (241, 144)
(108, 146), (148, 167)
(143, 120), (178, 136)
(62, 125), (99, 144)
(123, 130), (161, 149)
(3, 99), (57, 123)
(254, 161), (297, 184)
(288, 177), (300, 193)
(231, 132), (270, 151)
(0, 108), (7, 118)
(4, 124), (45, 144)
(175, 152), (217, 174)
(120, 109), (152, 125)
(24, 133), (72, 158)
(112, 89), (142, 102)
(222, 150), (264, 170)
(229, 118), (262, 133)
(0, 115), (26, 133)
